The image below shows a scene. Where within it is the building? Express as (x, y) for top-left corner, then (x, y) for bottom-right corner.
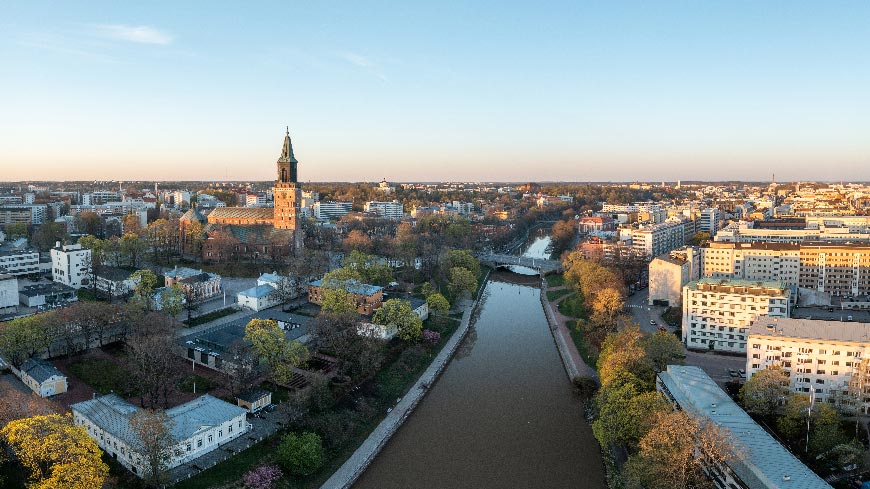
(714, 225), (870, 244)
(656, 365), (831, 489)
(51, 242), (92, 289)
(702, 242), (801, 286)
(0, 249), (40, 276)
(308, 279), (384, 315)
(364, 201), (404, 220)
(13, 358), (68, 397)
(747, 316), (870, 412)
(236, 272), (298, 311)
(629, 218), (693, 259)
(699, 207), (721, 234)
(94, 266), (136, 298)
(245, 193), (268, 207)
(682, 278), (790, 353)
(72, 394), (250, 477)
(164, 266), (221, 302)
(577, 216), (616, 234)
(313, 201), (352, 220)
(236, 389), (272, 413)
(0, 272), (17, 314)
(18, 283), (78, 308)
(178, 310), (311, 372)
(798, 242), (870, 297)
(648, 247), (700, 307)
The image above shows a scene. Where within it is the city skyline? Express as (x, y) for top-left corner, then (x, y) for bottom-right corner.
(2, 1), (869, 182)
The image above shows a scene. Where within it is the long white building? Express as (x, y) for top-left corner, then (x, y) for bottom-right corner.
(682, 278), (790, 353)
(747, 316), (870, 412)
(364, 200), (404, 220)
(0, 249), (40, 276)
(702, 242), (801, 286)
(72, 394), (250, 477)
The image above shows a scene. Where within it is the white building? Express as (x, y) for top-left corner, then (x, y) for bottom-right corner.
(657, 365), (832, 489)
(72, 394), (250, 477)
(699, 207), (721, 234)
(95, 267), (136, 298)
(682, 278), (790, 353)
(364, 200), (404, 220)
(51, 242), (92, 289)
(245, 193), (268, 207)
(13, 358), (68, 397)
(0, 249), (40, 276)
(629, 218), (692, 259)
(714, 225), (870, 244)
(314, 201), (352, 220)
(702, 242), (801, 286)
(0, 272), (17, 314)
(648, 247), (700, 307)
(747, 317), (870, 412)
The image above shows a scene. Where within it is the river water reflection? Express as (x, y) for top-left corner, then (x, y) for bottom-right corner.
(353, 270), (605, 488)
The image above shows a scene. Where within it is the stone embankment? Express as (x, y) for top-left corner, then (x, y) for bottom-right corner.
(539, 278), (598, 381)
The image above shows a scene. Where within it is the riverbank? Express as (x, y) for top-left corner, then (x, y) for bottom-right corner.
(540, 277), (598, 381)
(321, 272), (490, 489)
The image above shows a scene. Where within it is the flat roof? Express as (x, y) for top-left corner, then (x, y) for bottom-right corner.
(749, 316), (870, 343)
(178, 309), (311, 356)
(658, 365), (831, 489)
(686, 278), (789, 296)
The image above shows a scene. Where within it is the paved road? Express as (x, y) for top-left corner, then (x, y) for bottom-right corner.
(193, 277), (258, 316)
(625, 290), (670, 333)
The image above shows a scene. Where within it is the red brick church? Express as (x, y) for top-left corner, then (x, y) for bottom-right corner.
(196, 129), (304, 262)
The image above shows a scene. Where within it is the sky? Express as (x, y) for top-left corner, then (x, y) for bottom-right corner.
(1, 1), (869, 182)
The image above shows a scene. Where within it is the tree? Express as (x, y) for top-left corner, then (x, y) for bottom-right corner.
(809, 403), (848, 456)
(321, 267), (363, 288)
(243, 465), (283, 489)
(0, 315), (50, 367)
(130, 269), (159, 311)
(1, 414), (109, 489)
(130, 409), (175, 487)
(739, 366), (789, 416)
(127, 313), (183, 408)
(624, 410), (733, 489)
(373, 298), (423, 342)
(161, 284), (185, 317)
(223, 339), (263, 397)
(597, 325), (653, 389)
(120, 232), (148, 268)
(589, 287), (624, 330)
(31, 222), (67, 251)
(4, 222), (28, 238)
(643, 330), (685, 372)
(311, 313), (382, 381)
(270, 275), (298, 311)
(122, 213), (144, 235)
(276, 432), (325, 477)
(446, 249), (480, 277)
(592, 376), (669, 450)
(777, 393), (811, 446)
(244, 319), (309, 385)
(75, 211), (102, 237)
(320, 288), (357, 315)
(343, 229), (372, 253)
(447, 266), (477, 300)
(426, 292), (450, 325)
(690, 232), (711, 246)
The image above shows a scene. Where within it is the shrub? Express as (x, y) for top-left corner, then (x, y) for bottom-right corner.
(276, 432), (325, 477)
(422, 329), (441, 346)
(243, 465), (283, 489)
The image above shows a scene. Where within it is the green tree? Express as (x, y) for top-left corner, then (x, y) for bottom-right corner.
(447, 266), (477, 300)
(810, 403), (848, 456)
(426, 292), (450, 317)
(592, 376), (669, 450)
(161, 284), (184, 317)
(320, 288), (357, 315)
(277, 432), (324, 477)
(689, 231), (712, 246)
(643, 330), (685, 372)
(321, 267), (364, 288)
(120, 232), (148, 268)
(5, 222), (29, 238)
(740, 366), (789, 416)
(597, 325), (653, 389)
(777, 393), (811, 445)
(446, 249), (480, 277)
(130, 269), (159, 311)
(373, 298), (423, 341)
(244, 319), (309, 385)
(0, 315), (50, 367)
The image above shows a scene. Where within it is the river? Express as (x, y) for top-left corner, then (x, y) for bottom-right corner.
(353, 238), (604, 488)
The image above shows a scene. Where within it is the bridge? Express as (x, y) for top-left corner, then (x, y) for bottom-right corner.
(477, 253), (562, 274)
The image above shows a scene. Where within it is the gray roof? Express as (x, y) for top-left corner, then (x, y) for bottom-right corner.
(657, 366), (831, 489)
(71, 394), (247, 451)
(749, 316), (870, 343)
(310, 279), (382, 297)
(236, 388), (271, 403)
(97, 266), (133, 282)
(20, 358), (64, 383)
(239, 284), (277, 299)
(179, 309), (311, 356)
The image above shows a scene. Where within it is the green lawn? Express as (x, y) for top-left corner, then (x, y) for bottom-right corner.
(566, 320), (598, 367)
(557, 293), (586, 319)
(545, 274), (565, 288)
(546, 289), (571, 302)
(176, 437), (278, 489)
(178, 374), (218, 394)
(68, 358), (138, 397)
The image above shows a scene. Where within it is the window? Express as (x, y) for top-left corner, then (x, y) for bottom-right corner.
(186, 443), (191, 452)
(197, 439), (203, 448)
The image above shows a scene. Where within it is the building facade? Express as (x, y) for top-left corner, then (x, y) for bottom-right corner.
(308, 279), (384, 315)
(0, 249), (40, 276)
(364, 201), (404, 220)
(51, 242), (92, 289)
(682, 278), (790, 353)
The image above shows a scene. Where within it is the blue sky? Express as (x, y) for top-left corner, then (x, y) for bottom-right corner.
(1, 1), (869, 182)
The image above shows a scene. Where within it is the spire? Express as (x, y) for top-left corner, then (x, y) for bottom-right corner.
(279, 128), (298, 164)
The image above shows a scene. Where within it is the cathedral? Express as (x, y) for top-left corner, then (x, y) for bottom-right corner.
(188, 129), (304, 262)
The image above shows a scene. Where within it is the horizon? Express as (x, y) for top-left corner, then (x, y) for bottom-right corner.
(2, 2), (869, 181)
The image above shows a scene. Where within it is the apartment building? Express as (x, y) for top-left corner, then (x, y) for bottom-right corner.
(648, 247), (701, 306)
(0, 249), (41, 276)
(682, 278), (790, 353)
(0, 272), (17, 314)
(702, 242), (801, 286)
(0, 205), (48, 225)
(314, 201), (352, 220)
(630, 217), (693, 259)
(601, 202), (667, 223)
(364, 200), (404, 220)
(747, 316), (870, 412)
(715, 225), (870, 244)
(699, 207), (721, 234)
(50, 243), (91, 289)
(798, 242), (870, 297)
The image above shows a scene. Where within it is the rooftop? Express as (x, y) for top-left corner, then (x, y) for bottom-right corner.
(178, 309), (311, 356)
(20, 358), (64, 383)
(657, 365), (831, 489)
(310, 279), (382, 297)
(749, 316), (870, 343)
(686, 278), (789, 297)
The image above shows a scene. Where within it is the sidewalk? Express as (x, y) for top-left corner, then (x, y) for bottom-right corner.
(540, 282), (598, 380)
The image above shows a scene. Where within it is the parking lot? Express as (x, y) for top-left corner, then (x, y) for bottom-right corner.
(793, 305), (870, 323)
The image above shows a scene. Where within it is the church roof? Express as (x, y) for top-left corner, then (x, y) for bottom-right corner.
(180, 208), (206, 223)
(278, 127), (298, 164)
(207, 207), (274, 221)
(204, 224), (293, 244)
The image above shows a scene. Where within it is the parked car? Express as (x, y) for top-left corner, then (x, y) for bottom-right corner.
(265, 404), (276, 412)
(728, 369), (739, 378)
(650, 320), (657, 326)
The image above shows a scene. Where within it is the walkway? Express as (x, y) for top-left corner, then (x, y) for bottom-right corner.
(540, 283), (598, 380)
(321, 298), (477, 489)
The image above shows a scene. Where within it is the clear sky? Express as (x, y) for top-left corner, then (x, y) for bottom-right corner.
(2, 1), (869, 182)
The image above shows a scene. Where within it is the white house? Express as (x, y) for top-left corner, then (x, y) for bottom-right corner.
(72, 394), (250, 477)
(51, 242), (92, 289)
(13, 358), (68, 397)
(0, 272), (18, 314)
(237, 284), (280, 311)
(95, 267), (136, 297)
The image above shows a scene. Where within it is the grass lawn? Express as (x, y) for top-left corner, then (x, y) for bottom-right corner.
(176, 437), (278, 489)
(178, 374), (218, 394)
(566, 320), (598, 367)
(184, 307), (237, 327)
(557, 293), (586, 319)
(546, 288), (571, 302)
(545, 274), (565, 288)
(68, 358), (138, 397)
(76, 289), (101, 302)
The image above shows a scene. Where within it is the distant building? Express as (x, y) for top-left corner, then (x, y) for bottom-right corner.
(577, 216), (616, 234)
(236, 389), (272, 413)
(18, 283), (78, 308)
(682, 278), (790, 353)
(364, 201), (404, 220)
(699, 207), (721, 234)
(164, 266), (221, 302)
(657, 365), (832, 489)
(72, 394), (250, 477)
(50, 242), (91, 289)
(314, 201), (352, 220)
(647, 247), (700, 307)
(0, 272), (17, 314)
(94, 266), (136, 298)
(0, 249), (40, 276)
(13, 358), (67, 397)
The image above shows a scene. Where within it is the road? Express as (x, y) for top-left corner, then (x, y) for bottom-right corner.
(625, 289), (669, 333)
(192, 276), (257, 316)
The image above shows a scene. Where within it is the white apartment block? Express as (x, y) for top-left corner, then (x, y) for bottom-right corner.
(699, 207), (721, 234)
(602, 202), (667, 223)
(747, 317), (870, 413)
(682, 278), (790, 353)
(630, 217), (692, 259)
(648, 247), (701, 307)
(72, 394), (250, 478)
(702, 242), (801, 287)
(0, 272), (17, 314)
(314, 201), (352, 220)
(714, 225), (870, 244)
(51, 242), (92, 289)
(0, 250), (41, 276)
(365, 200), (404, 220)
(245, 193), (268, 207)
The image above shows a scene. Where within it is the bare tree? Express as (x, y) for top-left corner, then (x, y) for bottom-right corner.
(130, 409), (176, 488)
(126, 313), (183, 409)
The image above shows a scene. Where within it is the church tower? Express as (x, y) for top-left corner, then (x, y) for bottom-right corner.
(273, 128), (303, 248)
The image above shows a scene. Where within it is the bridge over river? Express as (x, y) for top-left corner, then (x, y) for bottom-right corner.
(476, 253), (562, 273)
